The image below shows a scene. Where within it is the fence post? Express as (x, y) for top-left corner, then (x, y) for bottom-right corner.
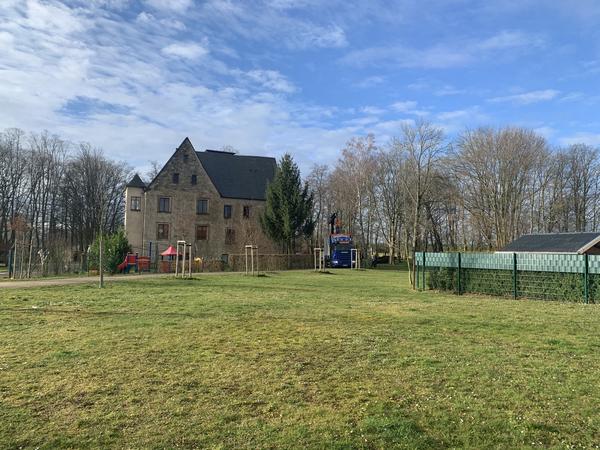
(457, 252), (462, 295)
(584, 253), (589, 304)
(512, 252), (518, 300)
(414, 251), (419, 290)
(422, 251), (426, 291)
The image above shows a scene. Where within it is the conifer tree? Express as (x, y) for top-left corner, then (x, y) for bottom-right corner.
(261, 154), (315, 253)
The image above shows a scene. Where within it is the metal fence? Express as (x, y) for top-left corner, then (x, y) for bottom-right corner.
(415, 251), (599, 303)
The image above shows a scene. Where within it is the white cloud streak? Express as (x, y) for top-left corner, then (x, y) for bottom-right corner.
(489, 89), (560, 105)
(339, 30), (544, 69)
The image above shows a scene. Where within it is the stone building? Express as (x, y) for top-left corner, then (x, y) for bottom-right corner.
(124, 138), (277, 261)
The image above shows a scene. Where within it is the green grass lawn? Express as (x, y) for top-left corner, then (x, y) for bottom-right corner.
(1, 270), (599, 449)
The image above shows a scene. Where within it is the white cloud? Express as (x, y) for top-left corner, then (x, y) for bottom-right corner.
(339, 30), (544, 69)
(245, 70), (296, 94)
(0, 0), (365, 174)
(136, 11), (186, 31)
(559, 92), (585, 102)
(144, 0), (193, 14)
(434, 85), (466, 96)
(560, 132), (600, 146)
(360, 106), (385, 115)
(308, 24), (347, 48)
(354, 76), (385, 88)
(476, 30), (544, 51)
(197, 0), (347, 49)
(390, 100), (429, 116)
(533, 126), (556, 139)
(434, 107), (489, 134)
(161, 42), (208, 59)
(489, 89), (560, 105)
(391, 101), (417, 112)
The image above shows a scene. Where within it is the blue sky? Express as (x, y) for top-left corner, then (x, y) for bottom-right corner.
(1, 0), (600, 174)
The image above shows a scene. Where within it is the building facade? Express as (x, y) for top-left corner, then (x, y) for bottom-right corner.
(124, 138), (277, 260)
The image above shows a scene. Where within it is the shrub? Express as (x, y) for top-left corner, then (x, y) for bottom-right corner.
(89, 230), (132, 274)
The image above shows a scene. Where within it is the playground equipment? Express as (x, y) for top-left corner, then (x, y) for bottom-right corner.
(326, 213), (356, 268)
(351, 248), (361, 269)
(160, 245), (178, 273)
(175, 240), (192, 278)
(117, 253), (150, 273)
(313, 247), (325, 272)
(245, 244), (259, 276)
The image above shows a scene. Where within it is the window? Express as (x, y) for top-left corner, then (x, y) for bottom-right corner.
(158, 197), (171, 213)
(224, 204), (232, 219)
(172, 173), (179, 184)
(157, 223), (169, 240)
(225, 228), (236, 244)
(243, 205), (251, 218)
(130, 196), (141, 211)
(196, 225), (208, 241)
(196, 199), (209, 215)
(183, 153), (189, 163)
(191, 174), (197, 185)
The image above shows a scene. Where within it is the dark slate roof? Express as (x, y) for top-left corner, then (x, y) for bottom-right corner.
(500, 232), (600, 254)
(126, 173), (146, 188)
(195, 149), (276, 200)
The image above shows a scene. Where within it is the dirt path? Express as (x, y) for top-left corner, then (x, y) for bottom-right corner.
(0, 272), (239, 289)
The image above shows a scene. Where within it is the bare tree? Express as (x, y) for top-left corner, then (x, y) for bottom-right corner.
(306, 164), (331, 248)
(374, 144), (404, 263)
(330, 134), (378, 255)
(451, 127), (547, 249)
(396, 120), (447, 287)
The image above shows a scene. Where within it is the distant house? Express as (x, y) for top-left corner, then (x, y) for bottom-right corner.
(500, 232), (600, 254)
(124, 138), (277, 259)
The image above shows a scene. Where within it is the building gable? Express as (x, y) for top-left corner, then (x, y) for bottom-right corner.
(147, 137), (219, 196)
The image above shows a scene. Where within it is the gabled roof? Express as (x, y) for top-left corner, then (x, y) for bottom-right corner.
(195, 149), (276, 201)
(126, 173), (146, 189)
(500, 232), (600, 254)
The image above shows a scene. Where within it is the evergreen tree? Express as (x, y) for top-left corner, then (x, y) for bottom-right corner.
(89, 229), (131, 273)
(261, 154), (315, 253)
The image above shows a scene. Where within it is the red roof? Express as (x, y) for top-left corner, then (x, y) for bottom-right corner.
(160, 245), (179, 256)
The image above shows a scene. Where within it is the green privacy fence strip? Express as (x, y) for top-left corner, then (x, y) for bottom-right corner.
(461, 252), (513, 270)
(415, 252), (423, 265)
(515, 253), (582, 274)
(587, 254), (600, 274)
(423, 252), (459, 268)
(417, 251), (600, 303)
(422, 252), (586, 272)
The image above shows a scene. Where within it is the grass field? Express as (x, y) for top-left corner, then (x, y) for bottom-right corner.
(1, 270), (599, 448)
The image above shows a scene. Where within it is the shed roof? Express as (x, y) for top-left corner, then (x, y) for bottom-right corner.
(195, 149), (276, 201)
(500, 232), (600, 254)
